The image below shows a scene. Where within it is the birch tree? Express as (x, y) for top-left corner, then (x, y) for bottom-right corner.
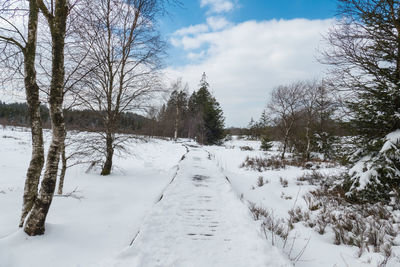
(159, 78), (189, 140)
(0, 0), (45, 227)
(301, 81), (320, 161)
(268, 82), (305, 159)
(39, 7), (95, 195)
(24, 0), (69, 236)
(74, 0), (166, 175)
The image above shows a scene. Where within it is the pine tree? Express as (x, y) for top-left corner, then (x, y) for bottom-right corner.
(323, 0), (400, 202)
(188, 73), (225, 145)
(259, 110), (269, 128)
(260, 136), (273, 151)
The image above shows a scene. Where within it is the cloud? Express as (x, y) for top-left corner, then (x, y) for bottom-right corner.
(173, 23), (209, 36)
(187, 51), (206, 60)
(200, 0), (235, 14)
(206, 16), (231, 31)
(171, 17), (232, 50)
(165, 18), (334, 127)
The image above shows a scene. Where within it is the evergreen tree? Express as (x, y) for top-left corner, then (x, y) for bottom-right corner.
(188, 73), (225, 145)
(259, 110), (269, 128)
(260, 136), (273, 151)
(324, 0), (400, 202)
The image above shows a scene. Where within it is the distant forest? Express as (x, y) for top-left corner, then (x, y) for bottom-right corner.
(0, 100), (352, 139)
(0, 101), (148, 133)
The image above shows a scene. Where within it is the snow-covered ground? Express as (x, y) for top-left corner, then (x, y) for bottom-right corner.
(106, 146), (289, 267)
(0, 127), (186, 267)
(207, 137), (400, 267)
(1, 130), (399, 266)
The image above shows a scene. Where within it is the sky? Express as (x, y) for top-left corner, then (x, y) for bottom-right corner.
(160, 0), (339, 127)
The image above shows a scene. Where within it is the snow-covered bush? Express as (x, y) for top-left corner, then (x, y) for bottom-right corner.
(240, 156), (287, 171)
(297, 171), (325, 186)
(224, 134), (232, 142)
(347, 130), (400, 203)
(290, 172), (399, 260)
(240, 155), (336, 172)
(279, 177), (288, 188)
(257, 176), (265, 187)
(240, 145), (254, 151)
(249, 203), (289, 246)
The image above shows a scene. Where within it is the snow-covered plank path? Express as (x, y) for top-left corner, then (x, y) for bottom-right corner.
(105, 146), (289, 267)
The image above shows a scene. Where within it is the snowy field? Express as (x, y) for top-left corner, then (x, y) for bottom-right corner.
(1, 128), (400, 266)
(0, 127), (186, 267)
(207, 138), (400, 267)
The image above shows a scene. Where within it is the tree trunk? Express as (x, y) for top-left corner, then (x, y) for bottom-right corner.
(19, 0), (44, 228)
(57, 143), (67, 195)
(281, 120), (294, 160)
(24, 0), (68, 236)
(101, 132), (114, 176)
(281, 134), (288, 160)
(174, 105), (179, 140)
(305, 120), (311, 161)
(281, 126), (290, 160)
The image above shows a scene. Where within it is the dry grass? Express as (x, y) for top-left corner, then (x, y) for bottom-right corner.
(289, 172), (399, 261)
(279, 177), (288, 188)
(240, 155), (338, 172)
(249, 203), (310, 263)
(240, 146), (254, 151)
(249, 203), (289, 245)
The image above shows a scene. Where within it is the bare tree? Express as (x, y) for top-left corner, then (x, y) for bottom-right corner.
(74, 0), (166, 175)
(301, 80), (320, 161)
(157, 78), (189, 140)
(268, 82), (305, 159)
(57, 132), (93, 194)
(322, 0), (400, 139)
(0, 0), (45, 227)
(24, 0), (70, 236)
(37, 7), (96, 195)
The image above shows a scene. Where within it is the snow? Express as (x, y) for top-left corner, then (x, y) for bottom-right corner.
(349, 129), (400, 192)
(105, 147), (289, 267)
(206, 139), (399, 267)
(381, 129), (400, 153)
(349, 156), (378, 191)
(1, 129), (399, 266)
(0, 127), (186, 267)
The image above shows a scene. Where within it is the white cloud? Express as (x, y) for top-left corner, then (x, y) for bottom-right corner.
(200, 0), (235, 14)
(165, 18), (334, 127)
(187, 51), (206, 60)
(206, 16), (231, 31)
(171, 17), (232, 50)
(173, 23), (209, 36)
(178, 34), (213, 50)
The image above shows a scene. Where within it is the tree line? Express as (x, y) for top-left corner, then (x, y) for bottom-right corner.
(0, 101), (149, 131)
(0, 101), (148, 132)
